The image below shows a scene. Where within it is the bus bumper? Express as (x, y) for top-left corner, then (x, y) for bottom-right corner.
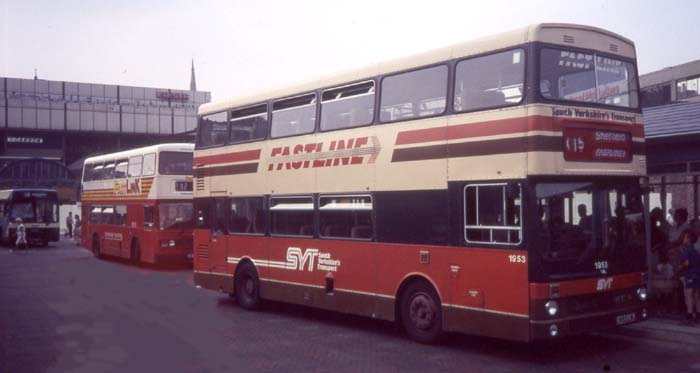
(529, 304), (647, 340)
(153, 251), (193, 266)
(8, 227), (60, 245)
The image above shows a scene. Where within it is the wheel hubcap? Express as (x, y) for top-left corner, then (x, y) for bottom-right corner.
(244, 277), (254, 296)
(409, 292), (436, 330)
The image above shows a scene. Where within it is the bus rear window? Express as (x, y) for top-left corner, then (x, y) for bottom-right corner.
(539, 48), (639, 108)
(159, 151), (193, 175)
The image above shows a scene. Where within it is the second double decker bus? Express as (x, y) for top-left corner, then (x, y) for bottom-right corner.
(81, 143), (195, 266)
(193, 23), (648, 343)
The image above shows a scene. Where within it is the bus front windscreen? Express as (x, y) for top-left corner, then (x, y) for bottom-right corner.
(159, 151), (193, 175)
(9, 192), (58, 223)
(534, 181), (646, 279)
(539, 47), (639, 109)
(159, 203), (194, 230)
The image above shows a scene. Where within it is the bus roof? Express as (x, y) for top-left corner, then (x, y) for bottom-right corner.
(84, 143), (194, 165)
(200, 23), (636, 116)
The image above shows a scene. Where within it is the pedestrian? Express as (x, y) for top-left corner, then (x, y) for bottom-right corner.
(73, 214), (81, 244)
(65, 211), (73, 239)
(668, 208), (690, 313)
(680, 231), (700, 324)
(14, 217), (27, 251)
(667, 208), (675, 225)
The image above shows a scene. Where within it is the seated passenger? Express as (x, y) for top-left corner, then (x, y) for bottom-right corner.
(578, 204), (592, 231)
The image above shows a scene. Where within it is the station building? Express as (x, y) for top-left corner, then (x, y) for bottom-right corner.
(641, 59), (700, 218)
(0, 66), (210, 201)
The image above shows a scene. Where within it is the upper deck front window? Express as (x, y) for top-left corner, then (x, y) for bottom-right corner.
(539, 48), (639, 109)
(159, 151), (193, 175)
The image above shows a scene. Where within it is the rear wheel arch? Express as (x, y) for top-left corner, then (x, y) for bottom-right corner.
(395, 274), (444, 344)
(233, 259), (261, 310)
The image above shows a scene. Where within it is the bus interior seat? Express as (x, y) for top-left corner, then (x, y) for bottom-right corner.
(323, 224), (349, 238)
(299, 225), (314, 236)
(252, 210), (265, 233)
(481, 90), (506, 107)
(350, 225), (372, 239)
(230, 217), (249, 232)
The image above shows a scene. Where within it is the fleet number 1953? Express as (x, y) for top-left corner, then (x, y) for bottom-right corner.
(509, 254), (527, 264)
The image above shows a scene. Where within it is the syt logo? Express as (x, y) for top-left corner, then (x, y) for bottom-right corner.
(596, 277), (613, 291)
(286, 247), (319, 272)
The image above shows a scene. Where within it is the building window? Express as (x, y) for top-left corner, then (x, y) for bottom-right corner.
(677, 76), (700, 100)
(641, 84), (671, 107)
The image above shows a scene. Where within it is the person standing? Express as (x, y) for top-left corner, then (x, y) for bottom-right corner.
(680, 231), (700, 324)
(15, 217), (27, 251)
(65, 211), (73, 239)
(668, 208), (690, 313)
(73, 214), (81, 244)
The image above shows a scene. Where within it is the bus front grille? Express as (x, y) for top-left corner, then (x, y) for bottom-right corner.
(197, 245), (209, 259)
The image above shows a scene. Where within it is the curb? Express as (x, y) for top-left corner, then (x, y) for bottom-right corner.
(602, 318), (700, 344)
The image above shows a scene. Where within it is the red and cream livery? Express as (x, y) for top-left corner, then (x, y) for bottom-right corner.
(193, 23), (648, 342)
(81, 143), (195, 266)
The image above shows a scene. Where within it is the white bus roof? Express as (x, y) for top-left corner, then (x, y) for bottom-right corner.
(200, 23), (635, 117)
(84, 143), (194, 165)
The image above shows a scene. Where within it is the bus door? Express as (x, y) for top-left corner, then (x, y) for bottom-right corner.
(209, 197), (229, 273)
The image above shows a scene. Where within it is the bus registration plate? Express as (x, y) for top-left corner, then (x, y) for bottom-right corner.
(615, 312), (636, 325)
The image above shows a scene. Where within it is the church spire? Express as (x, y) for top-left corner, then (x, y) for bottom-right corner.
(189, 59), (197, 91)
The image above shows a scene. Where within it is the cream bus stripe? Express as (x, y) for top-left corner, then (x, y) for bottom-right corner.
(442, 303), (528, 318)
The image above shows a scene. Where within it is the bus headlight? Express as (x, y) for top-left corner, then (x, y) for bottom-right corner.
(637, 288), (647, 302)
(549, 324), (558, 337)
(545, 300), (559, 316)
(160, 240), (176, 248)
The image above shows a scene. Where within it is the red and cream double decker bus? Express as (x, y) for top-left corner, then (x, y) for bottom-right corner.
(81, 143), (195, 266)
(193, 23), (649, 343)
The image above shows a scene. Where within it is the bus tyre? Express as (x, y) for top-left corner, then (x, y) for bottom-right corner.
(92, 234), (100, 258)
(400, 281), (443, 344)
(131, 240), (141, 265)
(235, 262), (261, 310)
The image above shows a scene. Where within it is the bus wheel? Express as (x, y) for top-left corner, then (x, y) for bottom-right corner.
(399, 280), (443, 344)
(131, 240), (141, 265)
(92, 234), (100, 258)
(235, 262), (260, 310)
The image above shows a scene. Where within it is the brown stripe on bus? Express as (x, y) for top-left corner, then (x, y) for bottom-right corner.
(193, 149), (262, 166)
(395, 115), (645, 146)
(391, 135), (643, 162)
(192, 162), (259, 177)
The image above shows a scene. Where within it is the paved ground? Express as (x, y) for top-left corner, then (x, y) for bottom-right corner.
(2, 238), (700, 373)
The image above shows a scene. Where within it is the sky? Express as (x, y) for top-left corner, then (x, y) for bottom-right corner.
(2, 0), (700, 102)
